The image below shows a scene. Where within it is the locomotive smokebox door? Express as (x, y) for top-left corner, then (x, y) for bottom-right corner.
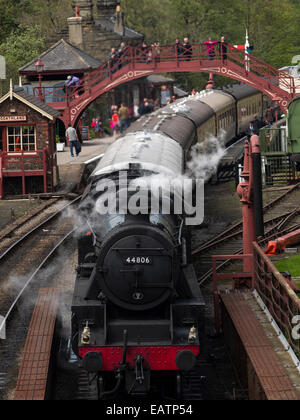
(98, 232), (178, 311)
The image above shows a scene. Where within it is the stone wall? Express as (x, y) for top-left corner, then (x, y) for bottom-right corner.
(81, 24), (141, 62)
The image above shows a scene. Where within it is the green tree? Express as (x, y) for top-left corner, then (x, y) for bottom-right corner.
(21, 0), (72, 37)
(122, 0), (300, 91)
(0, 25), (45, 89)
(0, 0), (21, 41)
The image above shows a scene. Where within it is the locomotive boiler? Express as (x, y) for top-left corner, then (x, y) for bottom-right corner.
(71, 127), (206, 399)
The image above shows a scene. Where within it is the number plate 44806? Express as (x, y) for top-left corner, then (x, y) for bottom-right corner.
(124, 257), (153, 265)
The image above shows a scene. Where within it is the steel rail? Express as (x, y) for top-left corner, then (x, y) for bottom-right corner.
(0, 195), (81, 261)
(194, 209), (300, 255)
(193, 181), (300, 256)
(0, 227), (76, 341)
(198, 221), (300, 286)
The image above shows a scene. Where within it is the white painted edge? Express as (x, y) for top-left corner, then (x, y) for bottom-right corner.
(84, 154), (104, 165)
(252, 289), (300, 373)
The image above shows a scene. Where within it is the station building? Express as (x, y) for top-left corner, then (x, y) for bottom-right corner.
(0, 86), (60, 198)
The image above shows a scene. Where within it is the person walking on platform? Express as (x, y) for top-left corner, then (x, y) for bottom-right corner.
(118, 103), (130, 134)
(66, 123), (81, 157)
(112, 110), (120, 136)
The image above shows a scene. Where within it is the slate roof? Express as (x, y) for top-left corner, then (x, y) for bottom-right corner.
(19, 39), (102, 74)
(95, 16), (143, 39)
(222, 83), (260, 100)
(9, 87), (61, 119)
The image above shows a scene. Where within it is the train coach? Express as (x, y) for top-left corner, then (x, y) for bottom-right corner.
(132, 84), (270, 147)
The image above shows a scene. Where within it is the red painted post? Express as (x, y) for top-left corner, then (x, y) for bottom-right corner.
(0, 153), (3, 200)
(21, 150), (26, 195)
(236, 137), (257, 285)
(212, 257), (221, 334)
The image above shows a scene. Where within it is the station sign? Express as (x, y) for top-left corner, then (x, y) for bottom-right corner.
(0, 115), (27, 122)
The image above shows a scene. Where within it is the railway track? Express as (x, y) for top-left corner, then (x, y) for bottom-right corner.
(193, 182), (300, 285)
(0, 196), (81, 259)
(0, 195), (81, 318)
(0, 194), (81, 320)
(0, 196), (81, 399)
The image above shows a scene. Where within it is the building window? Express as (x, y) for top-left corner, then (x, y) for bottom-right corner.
(7, 126), (36, 152)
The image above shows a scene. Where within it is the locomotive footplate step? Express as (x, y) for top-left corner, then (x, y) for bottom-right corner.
(14, 288), (60, 400)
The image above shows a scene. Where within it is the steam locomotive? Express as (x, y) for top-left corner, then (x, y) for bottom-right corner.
(71, 85), (272, 399)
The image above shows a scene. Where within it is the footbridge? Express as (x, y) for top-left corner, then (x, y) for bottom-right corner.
(33, 43), (298, 128)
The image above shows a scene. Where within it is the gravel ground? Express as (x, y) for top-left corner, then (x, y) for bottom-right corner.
(0, 239), (77, 400)
(0, 200), (41, 230)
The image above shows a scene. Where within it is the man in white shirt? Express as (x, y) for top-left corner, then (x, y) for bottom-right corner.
(65, 124), (80, 157)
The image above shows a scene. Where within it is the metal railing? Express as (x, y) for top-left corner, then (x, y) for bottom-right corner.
(253, 242), (300, 358)
(0, 149), (48, 198)
(262, 155), (298, 185)
(0, 149), (47, 172)
(260, 125), (288, 155)
(30, 42), (296, 107)
(259, 123), (300, 185)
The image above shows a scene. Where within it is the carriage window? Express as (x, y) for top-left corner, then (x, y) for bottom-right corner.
(7, 126), (36, 152)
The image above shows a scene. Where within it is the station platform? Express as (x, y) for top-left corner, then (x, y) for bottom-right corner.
(56, 136), (115, 192)
(221, 290), (300, 400)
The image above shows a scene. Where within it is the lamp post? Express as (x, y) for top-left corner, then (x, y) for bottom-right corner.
(35, 58), (44, 102)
